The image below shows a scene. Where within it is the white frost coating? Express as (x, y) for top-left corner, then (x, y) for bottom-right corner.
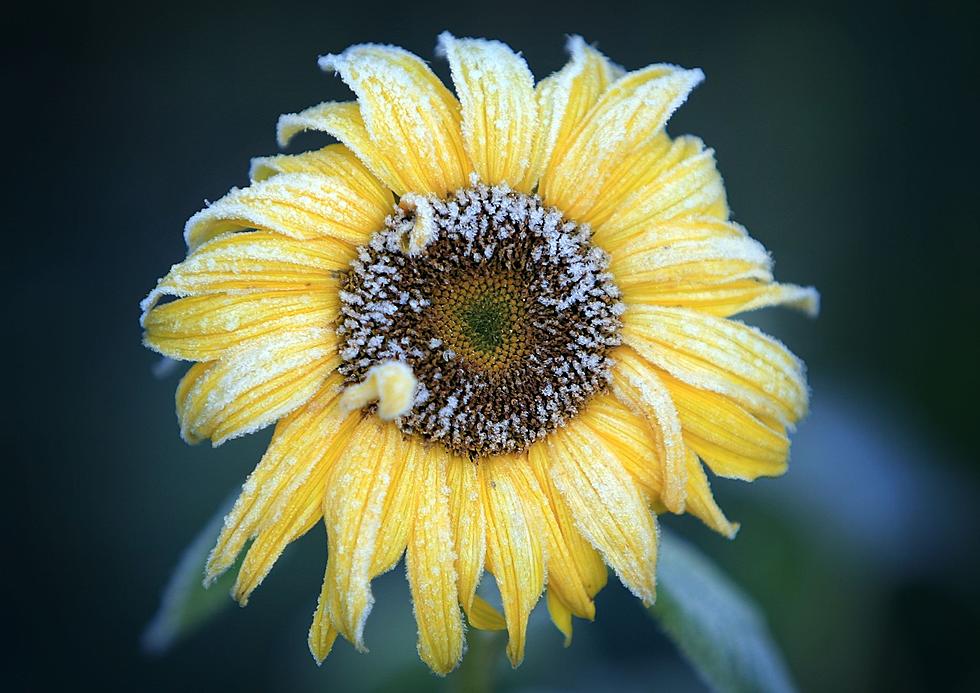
(546, 63), (704, 214)
(340, 360), (419, 420)
(624, 305), (809, 425)
(178, 326), (334, 445)
(436, 32), (537, 188)
(182, 171), (380, 249)
(548, 429), (657, 605)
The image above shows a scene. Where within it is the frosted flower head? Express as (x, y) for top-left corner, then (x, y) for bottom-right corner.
(141, 32), (818, 676)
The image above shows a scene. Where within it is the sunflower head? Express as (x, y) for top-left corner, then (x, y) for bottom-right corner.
(142, 32), (818, 676)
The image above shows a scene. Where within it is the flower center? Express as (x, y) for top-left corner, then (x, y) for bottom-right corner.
(337, 183), (624, 458)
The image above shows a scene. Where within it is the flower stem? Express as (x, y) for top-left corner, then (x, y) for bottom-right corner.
(450, 630), (505, 693)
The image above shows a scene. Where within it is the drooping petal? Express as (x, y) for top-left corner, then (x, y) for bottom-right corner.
(406, 445), (465, 675)
(319, 45), (471, 196)
(589, 136), (727, 244)
(683, 446), (739, 538)
(540, 63), (703, 220)
(204, 373), (353, 588)
(528, 442), (607, 620)
(144, 291), (337, 362)
(175, 327), (336, 445)
(531, 36), (622, 189)
(547, 425), (658, 604)
(446, 454), (499, 629)
(437, 33), (537, 191)
(276, 101), (407, 194)
(480, 454), (546, 667)
(140, 231), (349, 324)
(577, 391), (665, 503)
(546, 589), (574, 647)
(623, 304), (809, 425)
(370, 435), (424, 576)
(663, 369), (791, 480)
(184, 170), (391, 250)
(609, 346), (687, 512)
(320, 417), (402, 650)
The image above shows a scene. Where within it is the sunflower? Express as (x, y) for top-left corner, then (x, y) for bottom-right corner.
(141, 33), (818, 675)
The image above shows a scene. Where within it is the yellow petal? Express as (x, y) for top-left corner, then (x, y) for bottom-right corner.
(531, 36), (622, 190)
(248, 143), (393, 216)
(546, 589), (574, 647)
(446, 454), (492, 625)
(577, 391), (665, 502)
(547, 425), (658, 605)
(320, 417), (402, 650)
(140, 231), (349, 324)
(406, 445), (465, 675)
(203, 373), (353, 588)
(609, 346), (687, 512)
(175, 327), (336, 445)
(370, 436), (423, 576)
(319, 45), (471, 196)
(540, 63), (703, 219)
(528, 442), (607, 619)
(623, 305), (809, 425)
(308, 602), (338, 665)
(663, 369), (791, 480)
(467, 595), (507, 631)
(437, 33), (537, 191)
(589, 136), (727, 244)
(480, 454), (546, 667)
(144, 291), (337, 362)
(683, 446), (739, 538)
(612, 228), (773, 293)
(622, 278), (820, 318)
(277, 101), (407, 194)
(184, 170), (390, 250)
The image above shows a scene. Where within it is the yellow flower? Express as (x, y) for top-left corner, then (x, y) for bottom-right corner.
(141, 33), (818, 675)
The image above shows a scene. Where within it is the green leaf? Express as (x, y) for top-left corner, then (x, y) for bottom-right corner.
(142, 492), (241, 654)
(649, 529), (796, 693)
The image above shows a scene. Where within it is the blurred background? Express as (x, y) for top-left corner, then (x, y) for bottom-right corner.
(8, 0), (979, 690)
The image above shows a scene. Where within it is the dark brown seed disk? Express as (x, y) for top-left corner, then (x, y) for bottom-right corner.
(337, 183), (624, 458)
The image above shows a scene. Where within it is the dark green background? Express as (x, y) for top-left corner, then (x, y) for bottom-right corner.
(10, 1), (979, 690)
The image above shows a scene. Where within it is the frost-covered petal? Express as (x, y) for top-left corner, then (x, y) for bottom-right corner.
(370, 436), (423, 576)
(437, 33), (537, 191)
(184, 169), (390, 250)
(204, 373), (354, 590)
(406, 445), (464, 676)
(144, 291), (337, 362)
(540, 63), (703, 221)
(319, 45), (471, 196)
(609, 346), (687, 512)
(528, 442), (607, 620)
(624, 278), (820, 318)
(663, 369), (791, 480)
(320, 418), (402, 650)
(577, 391), (738, 537)
(276, 101), (408, 194)
(531, 36), (622, 190)
(479, 454), (546, 667)
(612, 227), (772, 293)
(175, 327), (336, 445)
(547, 424), (658, 605)
(140, 231), (349, 324)
(589, 136), (727, 245)
(623, 305), (809, 425)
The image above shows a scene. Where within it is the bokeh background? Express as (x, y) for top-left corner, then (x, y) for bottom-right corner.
(9, 1), (979, 690)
